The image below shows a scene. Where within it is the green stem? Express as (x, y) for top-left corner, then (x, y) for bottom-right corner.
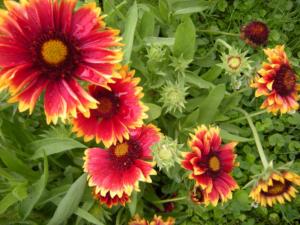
(216, 38), (233, 50)
(228, 109), (267, 123)
(153, 196), (187, 204)
(235, 108), (269, 169)
(199, 30), (240, 37)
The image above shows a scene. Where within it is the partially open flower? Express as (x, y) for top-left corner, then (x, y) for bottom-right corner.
(251, 45), (299, 114)
(84, 125), (160, 201)
(129, 215), (175, 225)
(250, 171), (300, 207)
(159, 81), (188, 113)
(182, 125), (239, 206)
(240, 21), (269, 47)
(93, 188), (130, 208)
(190, 185), (206, 205)
(129, 215), (148, 225)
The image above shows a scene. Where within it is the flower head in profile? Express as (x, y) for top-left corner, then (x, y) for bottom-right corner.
(251, 45), (299, 114)
(0, 0), (122, 124)
(72, 66), (148, 147)
(250, 171), (300, 207)
(182, 125), (239, 206)
(84, 124), (160, 204)
(93, 188), (130, 208)
(129, 215), (175, 225)
(240, 21), (269, 47)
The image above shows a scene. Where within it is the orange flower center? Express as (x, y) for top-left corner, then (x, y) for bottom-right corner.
(208, 156), (221, 172)
(41, 39), (68, 65)
(273, 65), (296, 96)
(98, 97), (113, 114)
(113, 143), (129, 157)
(227, 56), (241, 70)
(262, 180), (290, 196)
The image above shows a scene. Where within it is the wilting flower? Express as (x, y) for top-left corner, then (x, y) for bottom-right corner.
(240, 21), (269, 47)
(129, 215), (175, 225)
(152, 136), (181, 172)
(182, 125), (239, 206)
(190, 185), (205, 205)
(72, 66), (148, 147)
(0, 0), (122, 124)
(84, 124), (160, 203)
(159, 81), (188, 113)
(93, 188), (130, 208)
(251, 45), (299, 114)
(250, 171), (300, 207)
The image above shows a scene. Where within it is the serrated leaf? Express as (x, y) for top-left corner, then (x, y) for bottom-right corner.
(28, 138), (87, 159)
(19, 155), (48, 219)
(122, 1), (138, 64)
(47, 174), (87, 225)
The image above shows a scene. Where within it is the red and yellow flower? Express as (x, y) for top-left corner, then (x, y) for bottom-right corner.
(250, 171), (300, 207)
(83, 124), (160, 205)
(240, 21), (269, 47)
(129, 215), (175, 225)
(251, 45), (299, 114)
(182, 125), (239, 206)
(93, 188), (130, 208)
(0, 0), (122, 124)
(72, 66), (148, 147)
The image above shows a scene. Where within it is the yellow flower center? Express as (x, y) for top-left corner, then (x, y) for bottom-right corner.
(98, 97), (113, 114)
(114, 143), (129, 157)
(208, 156), (221, 172)
(227, 56), (241, 70)
(41, 39), (68, 65)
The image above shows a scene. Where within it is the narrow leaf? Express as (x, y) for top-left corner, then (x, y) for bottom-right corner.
(75, 207), (105, 225)
(47, 174), (87, 225)
(0, 192), (18, 214)
(122, 1), (138, 64)
(145, 103), (162, 122)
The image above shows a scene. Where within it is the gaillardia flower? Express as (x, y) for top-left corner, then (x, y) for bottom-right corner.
(251, 45), (299, 114)
(240, 21), (269, 47)
(190, 185), (205, 205)
(84, 125), (160, 201)
(182, 125), (239, 206)
(93, 188), (130, 208)
(0, 0), (122, 124)
(72, 66), (147, 147)
(129, 215), (175, 225)
(250, 171), (300, 207)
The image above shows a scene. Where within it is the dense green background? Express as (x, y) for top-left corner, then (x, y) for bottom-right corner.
(0, 0), (300, 224)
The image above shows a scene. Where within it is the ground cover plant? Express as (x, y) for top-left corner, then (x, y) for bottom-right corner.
(0, 0), (300, 224)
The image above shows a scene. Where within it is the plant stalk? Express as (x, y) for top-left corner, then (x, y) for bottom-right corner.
(153, 196), (187, 204)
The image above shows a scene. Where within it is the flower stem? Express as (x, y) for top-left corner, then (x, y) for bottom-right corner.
(235, 108), (269, 169)
(153, 196), (187, 204)
(228, 109), (267, 123)
(199, 30), (240, 37)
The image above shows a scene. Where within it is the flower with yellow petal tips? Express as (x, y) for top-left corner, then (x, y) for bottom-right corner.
(72, 66), (148, 147)
(0, 0), (122, 124)
(250, 171), (300, 207)
(129, 215), (175, 225)
(92, 188), (130, 208)
(182, 125), (239, 206)
(84, 125), (160, 201)
(251, 45), (299, 114)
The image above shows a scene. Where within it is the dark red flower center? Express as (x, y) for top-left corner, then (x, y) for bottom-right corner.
(261, 180), (291, 197)
(92, 89), (120, 119)
(242, 21), (269, 46)
(30, 31), (80, 79)
(109, 140), (142, 170)
(273, 64), (296, 96)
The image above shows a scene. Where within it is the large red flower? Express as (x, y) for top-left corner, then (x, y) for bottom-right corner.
(0, 0), (122, 124)
(72, 66), (148, 147)
(83, 124), (160, 201)
(182, 125), (239, 206)
(251, 45), (299, 114)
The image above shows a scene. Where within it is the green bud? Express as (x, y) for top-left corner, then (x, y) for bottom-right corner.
(269, 213), (280, 225)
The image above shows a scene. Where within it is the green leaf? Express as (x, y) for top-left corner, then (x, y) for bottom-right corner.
(220, 129), (253, 142)
(173, 17), (196, 59)
(197, 84), (226, 124)
(47, 174), (87, 225)
(122, 1), (138, 64)
(139, 12), (155, 38)
(28, 138), (87, 159)
(145, 37), (175, 46)
(185, 71), (214, 89)
(19, 155), (48, 219)
(201, 66), (223, 82)
(0, 192), (18, 214)
(0, 148), (38, 180)
(74, 207), (105, 225)
(127, 191), (137, 216)
(145, 103), (162, 122)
